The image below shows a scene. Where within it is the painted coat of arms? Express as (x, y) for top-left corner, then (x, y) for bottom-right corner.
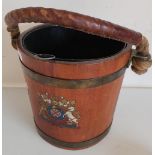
(38, 93), (80, 128)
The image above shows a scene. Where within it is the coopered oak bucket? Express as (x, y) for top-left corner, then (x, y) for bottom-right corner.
(5, 7), (151, 149)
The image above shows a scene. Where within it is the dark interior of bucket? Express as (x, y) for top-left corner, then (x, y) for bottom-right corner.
(22, 25), (126, 61)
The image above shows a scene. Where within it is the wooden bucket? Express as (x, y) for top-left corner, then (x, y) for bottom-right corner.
(5, 7), (151, 149)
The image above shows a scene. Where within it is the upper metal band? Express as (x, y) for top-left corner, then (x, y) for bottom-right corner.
(21, 63), (126, 89)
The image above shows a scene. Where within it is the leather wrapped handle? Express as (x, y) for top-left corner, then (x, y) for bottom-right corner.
(5, 7), (151, 74)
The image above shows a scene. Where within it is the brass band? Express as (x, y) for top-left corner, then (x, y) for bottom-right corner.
(21, 62), (126, 89)
(35, 121), (112, 149)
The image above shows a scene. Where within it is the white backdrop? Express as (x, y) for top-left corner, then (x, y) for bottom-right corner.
(2, 0), (152, 87)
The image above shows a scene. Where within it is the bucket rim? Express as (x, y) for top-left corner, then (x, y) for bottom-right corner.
(17, 24), (132, 64)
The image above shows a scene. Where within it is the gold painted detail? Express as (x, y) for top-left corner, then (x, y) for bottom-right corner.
(38, 93), (80, 128)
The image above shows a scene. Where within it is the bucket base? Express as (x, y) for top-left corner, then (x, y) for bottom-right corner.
(35, 122), (112, 150)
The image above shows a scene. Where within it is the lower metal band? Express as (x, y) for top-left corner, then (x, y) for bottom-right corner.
(35, 122), (112, 149)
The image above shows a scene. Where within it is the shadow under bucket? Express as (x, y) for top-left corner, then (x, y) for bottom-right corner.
(5, 7), (151, 149)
